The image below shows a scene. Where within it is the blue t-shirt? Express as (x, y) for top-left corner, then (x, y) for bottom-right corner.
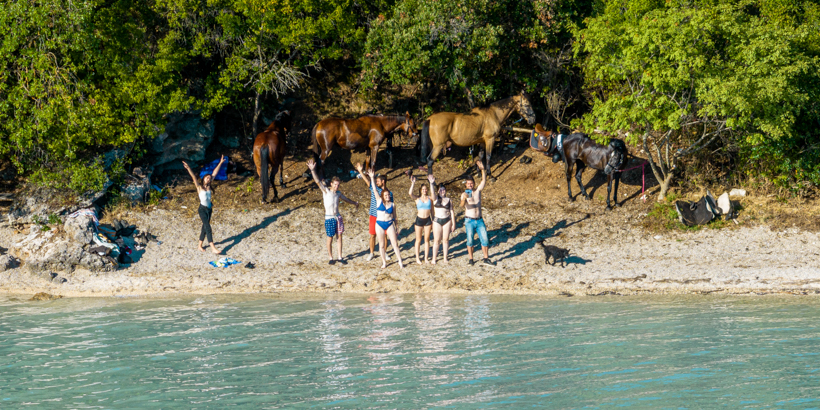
(369, 186), (393, 217)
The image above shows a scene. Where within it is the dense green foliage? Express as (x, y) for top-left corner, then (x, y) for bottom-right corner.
(575, 0), (820, 196)
(0, 0), (191, 192)
(362, 0), (590, 108)
(1, 0), (819, 196)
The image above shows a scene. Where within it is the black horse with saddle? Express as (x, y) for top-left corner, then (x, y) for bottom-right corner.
(530, 125), (628, 210)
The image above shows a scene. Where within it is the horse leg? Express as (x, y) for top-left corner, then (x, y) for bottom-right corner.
(605, 175), (613, 211)
(271, 167), (279, 202)
(369, 144), (380, 173)
(484, 138), (495, 181)
(565, 161), (574, 202)
(279, 161), (285, 188)
(386, 134), (394, 169)
(612, 173), (622, 208)
(575, 162), (590, 200)
(427, 144), (444, 175)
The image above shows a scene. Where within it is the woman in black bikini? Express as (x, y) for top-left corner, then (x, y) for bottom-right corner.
(429, 174), (456, 265)
(409, 174), (435, 264)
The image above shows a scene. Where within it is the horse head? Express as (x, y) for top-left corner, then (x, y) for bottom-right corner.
(516, 92), (537, 125)
(274, 110), (292, 133)
(603, 138), (627, 175)
(402, 111), (419, 140)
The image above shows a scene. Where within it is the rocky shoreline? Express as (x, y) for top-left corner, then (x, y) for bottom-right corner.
(2, 200), (819, 298)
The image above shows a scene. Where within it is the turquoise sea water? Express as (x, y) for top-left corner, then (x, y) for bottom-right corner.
(1, 294), (819, 409)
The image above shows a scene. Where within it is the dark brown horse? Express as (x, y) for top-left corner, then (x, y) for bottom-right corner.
(420, 92), (536, 179)
(533, 128), (628, 210)
(253, 111), (291, 203)
(311, 112), (418, 179)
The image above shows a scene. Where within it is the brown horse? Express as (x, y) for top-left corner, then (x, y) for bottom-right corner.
(420, 92), (536, 179)
(253, 111), (291, 203)
(532, 129), (628, 210)
(311, 112), (418, 179)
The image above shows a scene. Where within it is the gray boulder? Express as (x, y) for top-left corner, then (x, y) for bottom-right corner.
(8, 182), (109, 224)
(218, 134), (241, 148)
(11, 229), (116, 275)
(121, 166), (154, 203)
(64, 213), (96, 244)
(150, 111), (215, 167)
(0, 255), (19, 272)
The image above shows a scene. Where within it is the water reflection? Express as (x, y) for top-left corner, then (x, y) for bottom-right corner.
(2, 295), (820, 409)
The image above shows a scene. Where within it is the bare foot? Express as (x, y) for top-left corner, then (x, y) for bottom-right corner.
(381, 263), (387, 269)
(431, 260), (436, 265)
(416, 258), (423, 265)
(210, 246), (221, 255)
(198, 247), (206, 252)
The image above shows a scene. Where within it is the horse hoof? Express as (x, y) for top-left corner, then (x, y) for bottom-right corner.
(584, 196), (592, 201)
(489, 176), (497, 182)
(605, 206), (613, 211)
(567, 197), (575, 203)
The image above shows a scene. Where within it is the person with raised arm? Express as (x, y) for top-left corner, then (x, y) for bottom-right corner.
(460, 160), (495, 266)
(183, 155), (226, 254)
(366, 168), (404, 269)
(408, 174), (434, 264)
(307, 159), (359, 264)
(429, 174), (456, 265)
(354, 162), (395, 262)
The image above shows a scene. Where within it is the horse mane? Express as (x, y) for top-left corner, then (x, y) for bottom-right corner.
(473, 96), (516, 113)
(362, 114), (405, 122)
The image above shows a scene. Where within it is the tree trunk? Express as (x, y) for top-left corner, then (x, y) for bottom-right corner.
(643, 132), (676, 202)
(252, 90), (260, 139)
(657, 173), (674, 201)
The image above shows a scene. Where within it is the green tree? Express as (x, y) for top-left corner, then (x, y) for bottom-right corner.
(0, 0), (191, 193)
(363, 0), (590, 109)
(575, 0), (820, 199)
(153, 0), (388, 137)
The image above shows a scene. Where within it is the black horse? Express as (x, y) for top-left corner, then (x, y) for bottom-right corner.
(532, 127), (627, 210)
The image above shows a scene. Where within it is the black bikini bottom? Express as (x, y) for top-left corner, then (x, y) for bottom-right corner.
(434, 217), (451, 226)
(415, 216), (432, 227)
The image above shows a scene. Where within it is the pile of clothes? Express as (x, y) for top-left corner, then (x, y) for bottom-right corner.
(69, 209), (159, 266)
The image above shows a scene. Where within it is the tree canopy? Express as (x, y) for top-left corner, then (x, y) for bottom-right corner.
(575, 0), (820, 197)
(1, 0), (819, 197)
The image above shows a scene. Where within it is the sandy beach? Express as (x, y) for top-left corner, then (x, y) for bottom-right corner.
(2, 192), (819, 297)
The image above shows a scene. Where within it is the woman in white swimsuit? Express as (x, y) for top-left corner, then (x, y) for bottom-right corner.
(183, 155), (226, 254)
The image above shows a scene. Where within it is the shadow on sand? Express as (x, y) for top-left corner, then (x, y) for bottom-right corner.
(217, 205), (303, 253)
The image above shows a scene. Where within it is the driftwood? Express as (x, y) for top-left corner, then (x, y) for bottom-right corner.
(502, 126), (534, 134)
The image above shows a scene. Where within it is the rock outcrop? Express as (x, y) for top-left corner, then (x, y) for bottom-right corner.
(0, 254), (19, 272)
(150, 111), (215, 171)
(11, 229), (117, 275)
(121, 166), (154, 203)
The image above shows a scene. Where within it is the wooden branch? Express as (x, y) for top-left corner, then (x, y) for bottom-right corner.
(502, 126), (535, 134)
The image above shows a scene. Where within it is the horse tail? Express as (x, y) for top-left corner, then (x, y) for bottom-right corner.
(260, 145), (270, 201)
(420, 119), (431, 163)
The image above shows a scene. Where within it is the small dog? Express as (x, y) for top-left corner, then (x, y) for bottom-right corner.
(539, 242), (570, 267)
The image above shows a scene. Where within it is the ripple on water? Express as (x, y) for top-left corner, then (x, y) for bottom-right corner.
(1, 294), (820, 408)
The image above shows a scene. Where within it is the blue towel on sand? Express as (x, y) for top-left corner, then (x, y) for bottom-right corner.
(209, 257), (240, 268)
(199, 159), (228, 181)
